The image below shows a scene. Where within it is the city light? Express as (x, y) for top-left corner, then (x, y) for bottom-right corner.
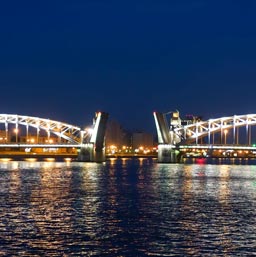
(13, 128), (18, 143)
(106, 144), (157, 156)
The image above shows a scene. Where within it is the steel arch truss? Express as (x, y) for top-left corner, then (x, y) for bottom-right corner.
(174, 114), (256, 144)
(0, 114), (86, 144)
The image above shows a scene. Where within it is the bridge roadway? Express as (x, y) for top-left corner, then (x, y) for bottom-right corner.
(0, 143), (88, 161)
(178, 144), (256, 159)
(179, 144), (256, 151)
(0, 143), (83, 148)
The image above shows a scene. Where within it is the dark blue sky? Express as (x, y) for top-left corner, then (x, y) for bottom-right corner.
(1, 0), (256, 133)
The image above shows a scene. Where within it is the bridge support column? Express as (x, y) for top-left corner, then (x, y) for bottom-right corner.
(77, 144), (94, 162)
(77, 143), (106, 162)
(157, 144), (181, 163)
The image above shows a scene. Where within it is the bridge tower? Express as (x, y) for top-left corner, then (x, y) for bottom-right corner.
(153, 111), (181, 163)
(78, 112), (109, 162)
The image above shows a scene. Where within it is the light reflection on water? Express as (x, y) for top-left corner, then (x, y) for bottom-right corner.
(0, 158), (256, 256)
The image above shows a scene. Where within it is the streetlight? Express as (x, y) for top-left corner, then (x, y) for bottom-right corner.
(14, 128), (18, 143)
(224, 129), (228, 144)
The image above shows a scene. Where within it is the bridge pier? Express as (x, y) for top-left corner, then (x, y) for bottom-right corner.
(78, 111), (108, 163)
(77, 144), (94, 162)
(77, 143), (106, 162)
(157, 144), (181, 163)
(153, 111), (182, 163)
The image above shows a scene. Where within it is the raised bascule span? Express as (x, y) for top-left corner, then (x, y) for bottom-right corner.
(154, 111), (256, 162)
(0, 112), (108, 162)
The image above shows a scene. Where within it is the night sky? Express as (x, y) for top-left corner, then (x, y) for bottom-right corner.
(1, 0), (256, 134)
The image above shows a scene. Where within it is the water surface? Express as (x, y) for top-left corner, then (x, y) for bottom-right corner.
(0, 158), (256, 256)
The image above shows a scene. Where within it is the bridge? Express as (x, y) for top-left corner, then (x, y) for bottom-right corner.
(0, 112), (108, 162)
(154, 111), (256, 162)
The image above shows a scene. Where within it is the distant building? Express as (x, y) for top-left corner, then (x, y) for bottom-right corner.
(105, 119), (156, 154)
(132, 132), (153, 149)
(105, 119), (130, 147)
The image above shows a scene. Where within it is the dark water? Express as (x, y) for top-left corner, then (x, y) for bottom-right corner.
(1, 158), (256, 256)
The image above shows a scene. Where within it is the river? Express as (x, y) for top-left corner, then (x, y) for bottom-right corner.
(0, 157), (256, 256)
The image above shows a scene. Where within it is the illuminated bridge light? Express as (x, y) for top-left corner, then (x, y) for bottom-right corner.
(24, 158), (37, 162)
(0, 158), (12, 162)
(45, 158), (55, 162)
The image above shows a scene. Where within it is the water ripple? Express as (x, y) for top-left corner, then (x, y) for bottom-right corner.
(0, 159), (256, 256)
